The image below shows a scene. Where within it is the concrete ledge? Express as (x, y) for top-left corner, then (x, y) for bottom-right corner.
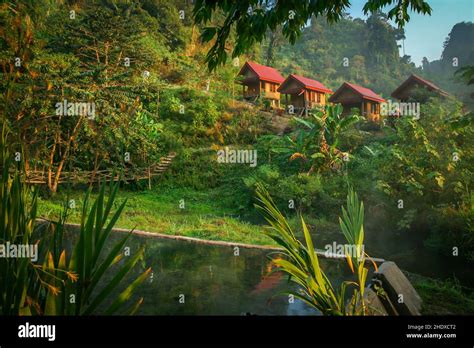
(364, 287), (388, 315)
(36, 219), (385, 262)
(372, 261), (422, 315)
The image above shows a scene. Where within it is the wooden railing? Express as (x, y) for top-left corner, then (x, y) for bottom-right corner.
(244, 91), (280, 99)
(243, 91), (259, 99)
(262, 91), (280, 99)
(14, 152), (177, 185)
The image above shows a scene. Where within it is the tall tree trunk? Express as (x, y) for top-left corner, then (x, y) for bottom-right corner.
(266, 32), (276, 66)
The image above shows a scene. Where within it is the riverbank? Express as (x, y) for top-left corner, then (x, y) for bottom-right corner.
(38, 186), (474, 315)
(407, 273), (474, 315)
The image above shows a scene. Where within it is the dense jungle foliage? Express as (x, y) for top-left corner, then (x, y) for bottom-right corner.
(1, 0), (472, 291)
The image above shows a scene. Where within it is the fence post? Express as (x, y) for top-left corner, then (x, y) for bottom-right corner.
(148, 166), (151, 190)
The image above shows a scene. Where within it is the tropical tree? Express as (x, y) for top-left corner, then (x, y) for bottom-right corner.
(283, 105), (359, 173)
(0, 2), (167, 193)
(193, 0), (432, 71)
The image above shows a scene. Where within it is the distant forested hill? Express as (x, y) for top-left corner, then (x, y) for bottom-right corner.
(422, 22), (474, 108)
(261, 12), (419, 97)
(261, 13), (473, 106)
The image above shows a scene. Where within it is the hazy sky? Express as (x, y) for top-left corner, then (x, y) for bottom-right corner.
(346, 0), (473, 66)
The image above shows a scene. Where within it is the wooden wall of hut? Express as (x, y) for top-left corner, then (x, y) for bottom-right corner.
(243, 80), (260, 99)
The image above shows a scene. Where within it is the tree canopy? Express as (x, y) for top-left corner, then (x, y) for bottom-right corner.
(193, 0), (432, 71)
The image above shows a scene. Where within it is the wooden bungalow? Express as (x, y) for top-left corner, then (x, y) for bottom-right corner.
(237, 61), (285, 107)
(277, 74), (333, 114)
(391, 74), (449, 102)
(329, 82), (385, 122)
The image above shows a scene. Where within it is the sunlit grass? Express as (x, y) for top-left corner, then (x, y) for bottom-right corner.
(38, 187), (274, 246)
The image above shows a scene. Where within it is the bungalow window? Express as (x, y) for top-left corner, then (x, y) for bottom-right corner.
(317, 93), (321, 103)
(269, 84), (277, 92)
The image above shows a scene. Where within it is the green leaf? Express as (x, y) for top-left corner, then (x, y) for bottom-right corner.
(105, 267), (152, 315)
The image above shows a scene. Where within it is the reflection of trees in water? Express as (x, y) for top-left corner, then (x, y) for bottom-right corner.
(99, 234), (281, 314)
(94, 233), (351, 315)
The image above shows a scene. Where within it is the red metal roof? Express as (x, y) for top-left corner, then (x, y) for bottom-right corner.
(283, 74), (333, 93)
(241, 61), (285, 84)
(410, 74), (444, 91)
(391, 74), (449, 99)
(343, 82), (385, 102)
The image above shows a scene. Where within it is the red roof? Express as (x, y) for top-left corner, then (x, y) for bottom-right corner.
(239, 61), (285, 84)
(391, 74), (449, 99)
(279, 74), (333, 94)
(410, 74), (443, 91)
(331, 82), (385, 103)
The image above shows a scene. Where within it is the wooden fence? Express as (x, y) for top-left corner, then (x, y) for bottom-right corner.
(19, 152), (176, 185)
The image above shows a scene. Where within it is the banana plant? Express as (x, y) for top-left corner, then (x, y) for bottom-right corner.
(292, 104), (360, 173)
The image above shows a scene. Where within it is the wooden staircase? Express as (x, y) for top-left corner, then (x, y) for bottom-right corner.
(148, 152), (177, 176)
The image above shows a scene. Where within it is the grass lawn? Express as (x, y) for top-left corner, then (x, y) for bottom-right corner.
(38, 186), (275, 246)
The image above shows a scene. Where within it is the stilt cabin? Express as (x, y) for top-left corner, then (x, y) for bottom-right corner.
(391, 74), (449, 102)
(237, 61), (285, 107)
(329, 82), (385, 122)
(277, 74), (333, 114)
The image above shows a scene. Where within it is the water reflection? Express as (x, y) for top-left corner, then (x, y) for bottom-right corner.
(78, 231), (354, 315)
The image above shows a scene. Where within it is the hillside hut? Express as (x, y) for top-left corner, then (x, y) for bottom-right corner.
(329, 82), (385, 121)
(277, 74), (333, 114)
(391, 74), (449, 102)
(237, 61), (285, 107)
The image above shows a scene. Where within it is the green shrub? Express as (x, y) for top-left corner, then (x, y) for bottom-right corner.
(0, 121), (150, 315)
